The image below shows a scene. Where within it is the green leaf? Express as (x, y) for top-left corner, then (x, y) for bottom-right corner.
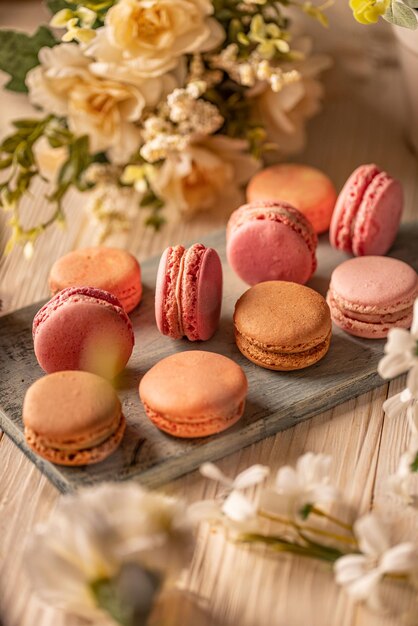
(299, 503), (314, 520)
(0, 26), (57, 93)
(45, 0), (70, 13)
(403, 0), (418, 8)
(384, 1), (418, 28)
(410, 452), (418, 472)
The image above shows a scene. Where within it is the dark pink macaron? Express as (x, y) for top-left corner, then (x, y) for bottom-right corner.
(155, 243), (222, 341)
(330, 164), (403, 256)
(33, 287), (134, 379)
(226, 201), (317, 286)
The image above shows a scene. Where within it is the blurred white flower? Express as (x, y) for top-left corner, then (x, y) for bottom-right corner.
(25, 483), (194, 621)
(250, 38), (331, 155)
(260, 452), (339, 519)
(378, 300), (418, 391)
(388, 445), (418, 507)
(85, 180), (140, 241)
(33, 136), (67, 183)
(86, 0), (225, 80)
(26, 44), (159, 162)
(189, 462), (269, 524)
(334, 513), (418, 609)
(150, 135), (260, 216)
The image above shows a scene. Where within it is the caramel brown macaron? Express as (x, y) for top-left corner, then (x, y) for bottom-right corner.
(23, 371), (125, 466)
(234, 281), (332, 371)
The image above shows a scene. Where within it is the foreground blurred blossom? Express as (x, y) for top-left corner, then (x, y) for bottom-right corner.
(25, 483), (194, 625)
(260, 452), (339, 519)
(388, 444), (418, 507)
(334, 513), (418, 610)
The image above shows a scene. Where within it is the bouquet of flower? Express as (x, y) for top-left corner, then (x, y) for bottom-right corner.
(0, 0), (330, 253)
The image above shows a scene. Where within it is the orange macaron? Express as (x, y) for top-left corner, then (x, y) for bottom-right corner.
(139, 351), (248, 438)
(246, 163), (337, 234)
(23, 371), (125, 466)
(49, 247), (142, 313)
(234, 281), (332, 371)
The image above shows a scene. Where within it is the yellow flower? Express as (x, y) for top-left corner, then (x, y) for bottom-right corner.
(349, 0), (390, 25)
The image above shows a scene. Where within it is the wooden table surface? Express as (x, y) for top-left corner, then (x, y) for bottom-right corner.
(1, 3), (418, 626)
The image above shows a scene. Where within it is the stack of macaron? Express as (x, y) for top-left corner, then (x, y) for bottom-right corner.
(23, 159), (415, 469)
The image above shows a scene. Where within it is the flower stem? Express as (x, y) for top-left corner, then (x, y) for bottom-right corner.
(257, 510), (357, 546)
(239, 532), (345, 563)
(310, 507), (354, 533)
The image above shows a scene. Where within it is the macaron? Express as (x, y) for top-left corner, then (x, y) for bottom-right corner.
(327, 256), (418, 339)
(234, 281), (332, 370)
(226, 201), (317, 286)
(155, 243), (222, 341)
(33, 287), (134, 379)
(23, 371), (125, 466)
(329, 164), (403, 256)
(49, 247), (142, 313)
(246, 163), (337, 234)
(139, 351), (248, 438)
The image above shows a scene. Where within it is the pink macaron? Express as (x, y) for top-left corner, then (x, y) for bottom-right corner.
(155, 243), (222, 341)
(327, 256), (418, 339)
(226, 201), (317, 286)
(33, 287), (134, 378)
(330, 164), (403, 256)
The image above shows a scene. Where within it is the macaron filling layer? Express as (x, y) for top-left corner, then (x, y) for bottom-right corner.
(235, 328), (331, 369)
(179, 244), (207, 341)
(25, 411), (123, 452)
(142, 400), (244, 437)
(24, 413), (126, 465)
(161, 245), (185, 338)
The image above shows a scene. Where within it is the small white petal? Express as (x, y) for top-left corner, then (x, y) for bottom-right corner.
(222, 491), (257, 522)
(275, 466), (300, 495)
(354, 514), (391, 557)
(378, 352), (413, 380)
(334, 554), (369, 585)
(407, 365), (418, 397)
(233, 465), (270, 490)
(199, 463), (233, 488)
(411, 298), (418, 337)
(383, 393), (406, 419)
(380, 543), (418, 574)
(344, 569), (383, 600)
(384, 328), (415, 355)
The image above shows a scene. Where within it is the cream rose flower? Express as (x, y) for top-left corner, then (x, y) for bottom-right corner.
(26, 44), (165, 162)
(251, 38), (331, 155)
(150, 135), (260, 216)
(86, 0), (225, 79)
(33, 136), (68, 183)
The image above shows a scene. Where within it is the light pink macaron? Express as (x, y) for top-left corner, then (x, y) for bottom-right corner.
(330, 164), (403, 256)
(226, 201), (317, 286)
(155, 243), (223, 341)
(33, 287), (134, 378)
(327, 256), (418, 338)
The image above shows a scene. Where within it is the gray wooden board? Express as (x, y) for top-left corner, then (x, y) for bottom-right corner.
(1, 225), (417, 493)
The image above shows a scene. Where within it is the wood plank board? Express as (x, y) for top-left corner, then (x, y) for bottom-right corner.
(1, 225), (417, 493)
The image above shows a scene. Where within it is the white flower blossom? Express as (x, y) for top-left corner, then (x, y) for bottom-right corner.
(388, 444), (418, 506)
(378, 299), (418, 391)
(260, 452), (339, 519)
(335, 513), (418, 609)
(189, 462), (269, 524)
(85, 0), (225, 80)
(25, 483), (194, 620)
(149, 135), (260, 216)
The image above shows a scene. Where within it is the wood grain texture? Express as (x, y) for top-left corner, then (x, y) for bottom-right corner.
(1, 226), (417, 493)
(1, 2), (418, 626)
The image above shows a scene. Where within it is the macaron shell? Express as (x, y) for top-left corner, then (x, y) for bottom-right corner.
(33, 288), (134, 378)
(227, 202), (317, 286)
(246, 164), (337, 233)
(49, 247), (142, 313)
(181, 246), (223, 341)
(352, 173), (404, 256)
(139, 351), (247, 437)
(330, 164), (380, 252)
(155, 246), (184, 338)
(328, 256), (418, 310)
